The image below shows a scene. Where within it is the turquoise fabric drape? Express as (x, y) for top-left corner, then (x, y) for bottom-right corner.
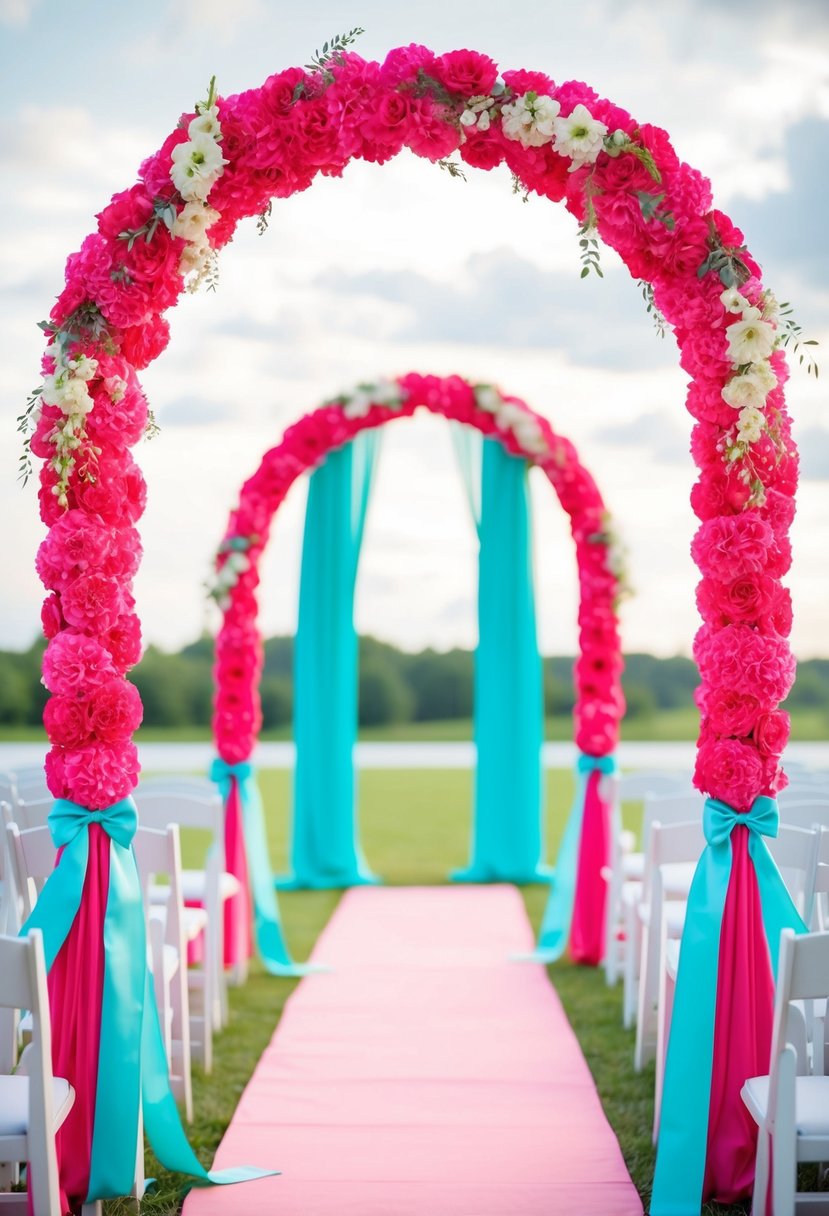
(283, 434), (380, 889)
(451, 430), (548, 883)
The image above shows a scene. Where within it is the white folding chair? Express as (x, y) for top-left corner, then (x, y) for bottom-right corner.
(633, 817), (705, 1072)
(741, 928), (829, 1216)
(132, 781), (238, 1035)
(1, 768), (50, 810)
(0, 929), (75, 1216)
(655, 825), (821, 1142)
(602, 771), (694, 988)
(132, 825), (193, 1120)
(622, 792), (702, 1028)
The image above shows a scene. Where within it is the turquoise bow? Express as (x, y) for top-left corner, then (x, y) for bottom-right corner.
(49, 796), (138, 850)
(576, 753), (617, 776)
(209, 757), (254, 793)
(703, 794), (779, 847)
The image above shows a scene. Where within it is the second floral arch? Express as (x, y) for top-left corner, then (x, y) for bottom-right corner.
(208, 370), (627, 978)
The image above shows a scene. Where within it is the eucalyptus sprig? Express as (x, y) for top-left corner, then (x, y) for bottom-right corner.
(16, 386), (42, 486)
(144, 408), (161, 441)
(118, 196), (178, 251)
(510, 172), (530, 203)
(777, 301), (819, 378)
(256, 201), (273, 237)
(293, 27), (366, 98)
(636, 190), (674, 229)
(603, 131), (662, 183)
(638, 281), (668, 339)
(437, 158), (466, 181)
(697, 224), (752, 288)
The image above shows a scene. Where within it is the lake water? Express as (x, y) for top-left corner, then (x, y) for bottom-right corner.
(2, 739), (828, 774)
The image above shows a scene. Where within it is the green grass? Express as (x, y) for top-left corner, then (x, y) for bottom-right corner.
(102, 768), (757, 1214)
(3, 705), (828, 745)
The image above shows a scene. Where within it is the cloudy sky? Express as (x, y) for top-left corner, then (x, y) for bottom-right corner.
(1, 0), (828, 660)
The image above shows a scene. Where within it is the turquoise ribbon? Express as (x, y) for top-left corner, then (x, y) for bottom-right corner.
(21, 797), (277, 1200)
(650, 795), (808, 1215)
(518, 753), (616, 963)
(210, 758), (321, 977)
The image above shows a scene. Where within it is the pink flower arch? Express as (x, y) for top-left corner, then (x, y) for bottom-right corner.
(212, 373), (625, 766)
(28, 43), (800, 1210)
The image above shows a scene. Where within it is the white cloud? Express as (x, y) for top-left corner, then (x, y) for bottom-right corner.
(0, 0), (38, 26)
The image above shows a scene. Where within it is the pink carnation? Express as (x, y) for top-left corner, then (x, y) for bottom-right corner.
(61, 571), (124, 632)
(702, 686), (760, 737)
(117, 314), (171, 369)
(43, 632), (116, 696)
(41, 592), (64, 639)
(698, 624), (795, 708)
(60, 739), (140, 809)
(692, 512), (775, 583)
(103, 613), (143, 673)
(88, 678), (143, 743)
(694, 735), (764, 812)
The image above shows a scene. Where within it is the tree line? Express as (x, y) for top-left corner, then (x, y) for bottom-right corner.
(1, 635), (828, 729)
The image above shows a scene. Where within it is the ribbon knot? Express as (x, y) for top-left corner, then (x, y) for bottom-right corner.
(703, 794), (779, 848)
(576, 752), (617, 776)
(207, 753), (250, 792)
(48, 797), (138, 850)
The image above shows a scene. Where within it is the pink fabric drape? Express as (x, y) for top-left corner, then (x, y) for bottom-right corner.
(223, 778), (252, 967)
(704, 825), (775, 1203)
(39, 825), (110, 1214)
(570, 769), (611, 965)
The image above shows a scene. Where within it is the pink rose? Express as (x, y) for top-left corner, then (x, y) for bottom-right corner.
(43, 632), (116, 696)
(88, 678), (143, 743)
(41, 592), (65, 639)
(61, 571), (124, 632)
(117, 314), (171, 370)
(694, 736), (764, 812)
(703, 687), (760, 737)
(698, 624), (795, 708)
(43, 695), (93, 748)
(432, 49), (498, 96)
(753, 710), (790, 758)
(103, 613), (143, 673)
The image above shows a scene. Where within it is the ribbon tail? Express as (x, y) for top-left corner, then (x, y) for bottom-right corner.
(86, 840), (144, 1200)
(514, 769), (587, 963)
(650, 843), (731, 1215)
(748, 834), (809, 975)
(237, 773), (323, 977)
(141, 960), (278, 1185)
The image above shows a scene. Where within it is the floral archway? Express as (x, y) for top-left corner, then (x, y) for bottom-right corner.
(209, 370), (626, 976)
(25, 38), (805, 1213)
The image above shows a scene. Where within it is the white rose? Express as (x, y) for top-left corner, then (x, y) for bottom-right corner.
(552, 104), (608, 168)
(501, 92), (560, 147)
(736, 405), (765, 444)
(725, 315), (777, 364)
(720, 286), (750, 314)
(721, 370), (770, 410)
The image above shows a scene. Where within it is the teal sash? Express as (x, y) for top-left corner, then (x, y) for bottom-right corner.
(210, 758), (321, 976)
(20, 797), (277, 1201)
(650, 795), (808, 1215)
(517, 753), (617, 962)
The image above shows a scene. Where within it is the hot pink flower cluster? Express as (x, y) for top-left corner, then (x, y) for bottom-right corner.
(34, 44), (796, 809)
(213, 373), (624, 762)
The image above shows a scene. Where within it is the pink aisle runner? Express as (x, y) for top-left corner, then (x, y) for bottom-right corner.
(184, 886), (642, 1216)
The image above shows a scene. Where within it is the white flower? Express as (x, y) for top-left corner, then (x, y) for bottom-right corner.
(170, 133), (227, 201)
(760, 289), (781, 324)
(172, 200), (220, 243)
(552, 104), (608, 169)
(60, 377), (93, 416)
(40, 373), (65, 407)
(474, 385), (503, 413)
(500, 92), (560, 148)
(67, 354), (98, 381)
(178, 242), (210, 278)
(513, 417), (547, 455)
(726, 314), (777, 364)
(372, 378), (404, 407)
(752, 359), (778, 395)
(189, 105), (221, 141)
(461, 96), (494, 132)
(736, 405), (766, 444)
(720, 286), (750, 314)
(721, 368), (773, 410)
(225, 552), (250, 575)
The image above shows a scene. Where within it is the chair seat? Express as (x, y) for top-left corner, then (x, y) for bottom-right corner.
(742, 1073), (829, 1136)
(149, 902), (208, 943)
(180, 870), (241, 903)
(622, 880), (643, 910)
(664, 899), (687, 938)
(661, 863), (695, 898)
(0, 1074), (74, 1136)
(622, 851), (645, 881)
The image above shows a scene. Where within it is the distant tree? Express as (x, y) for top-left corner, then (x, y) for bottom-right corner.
(358, 659), (413, 726)
(260, 675), (292, 728)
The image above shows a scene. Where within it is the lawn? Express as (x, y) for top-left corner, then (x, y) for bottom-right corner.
(112, 768), (749, 1215)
